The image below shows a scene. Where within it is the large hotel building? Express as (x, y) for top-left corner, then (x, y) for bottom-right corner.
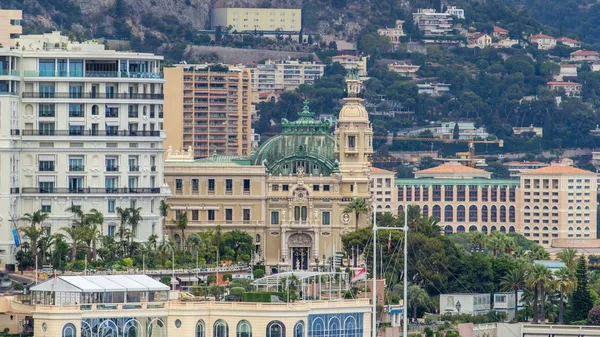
(0, 30), (170, 264)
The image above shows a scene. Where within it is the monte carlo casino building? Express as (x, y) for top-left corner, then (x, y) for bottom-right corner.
(164, 76), (374, 271)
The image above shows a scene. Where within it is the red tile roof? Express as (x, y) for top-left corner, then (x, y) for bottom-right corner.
(557, 37), (580, 44)
(547, 81), (582, 86)
(371, 167), (395, 173)
(522, 165), (595, 175)
(493, 26), (509, 33)
(417, 162), (486, 174)
(571, 50), (599, 56)
(530, 34), (555, 39)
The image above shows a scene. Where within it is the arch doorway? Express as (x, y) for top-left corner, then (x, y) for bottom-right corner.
(288, 233), (312, 270)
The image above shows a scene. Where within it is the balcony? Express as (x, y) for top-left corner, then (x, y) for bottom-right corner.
(128, 111), (139, 118)
(129, 165), (140, 172)
(106, 166), (119, 172)
(20, 130), (161, 137)
(151, 165), (157, 172)
(22, 92), (164, 100)
(69, 165), (85, 172)
(23, 71), (164, 79)
(39, 164), (55, 172)
(21, 187), (161, 194)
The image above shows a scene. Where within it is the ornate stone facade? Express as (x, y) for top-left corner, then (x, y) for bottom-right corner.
(164, 77), (373, 271)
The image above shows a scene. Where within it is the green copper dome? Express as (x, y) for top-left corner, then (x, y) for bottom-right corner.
(253, 102), (338, 176)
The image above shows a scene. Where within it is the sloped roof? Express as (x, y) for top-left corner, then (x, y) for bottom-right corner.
(30, 275), (170, 293)
(530, 34), (554, 39)
(371, 167), (394, 173)
(547, 81), (582, 86)
(521, 165), (594, 175)
(417, 162), (486, 174)
(493, 26), (508, 33)
(571, 50), (599, 56)
(557, 37), (580, 44)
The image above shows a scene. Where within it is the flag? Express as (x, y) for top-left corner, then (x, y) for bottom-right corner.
(351, 267), (367, 283)
(387, 232), (392, 254)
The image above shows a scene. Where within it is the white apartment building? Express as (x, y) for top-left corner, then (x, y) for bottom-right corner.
(412, 9), (454, 37)
(445, 6), (465, 19)
(245, 59), (325, 92)
(504, 161), (548, 178)
(439, 293), (491, 316)
(330, 55), (368, 77)
(0, 32), (170, 264)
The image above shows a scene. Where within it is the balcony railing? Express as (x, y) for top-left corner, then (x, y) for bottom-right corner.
(21, 187), (161, 194)
(39, 164), (55, 172)
(20, 130), (161, 137)
(23, 71), (164, 79)
(151, 165), (157, 172)
(106, 166), (119, 172)
(129, 165), (140, 172)
(69, 165), (85, 172)
(22, 92), (164, 100)
(0, 69), (19, 76)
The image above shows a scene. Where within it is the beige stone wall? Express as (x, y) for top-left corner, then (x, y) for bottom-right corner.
(0, 10), (22, 48)
(164, 67), (184, 153)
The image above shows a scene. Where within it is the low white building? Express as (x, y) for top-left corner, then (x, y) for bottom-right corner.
(440, 293), (491, 316)
(436, 122), (489, 140)
(547, 81), (582, 97)
(445, 6), (465, 19)
(330, 55), (368, 77)
(554, 64), (578, 81)
(529, 34), (556, 49)
(570, 50), (600, 63)
(387, 62), (420, 78)
(417, 83), (450, 96)
(493, 291), (524, 321)
(504, 161), (548, 178)
(557, 37), (581, 48)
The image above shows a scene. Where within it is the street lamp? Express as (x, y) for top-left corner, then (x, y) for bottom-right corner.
(456, 301), (462, 315)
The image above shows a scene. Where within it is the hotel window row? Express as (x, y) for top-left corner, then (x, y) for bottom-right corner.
(397, 185), (516, 203)
(174, 178), (251, 195)
(410, 204), (516, 223)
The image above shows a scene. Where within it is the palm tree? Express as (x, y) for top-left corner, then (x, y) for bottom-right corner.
(62, 226), (83, 261)
(486, 232), (505, 257)
(176, 212), (189, 253)
(469, 232), (486, 251)
(344, 198), (370, 231)
(147, 234), (159, 250)
(556, 266), (576, 324)
(408, 284), (430, 322)
(20, 210), (49, 266)
(160, 200), (170, 242)
(187, 234), (202, 264)
(116, 206), (130, 240)
(527, 245), (550, 261)
(158, 239), (176, 267)
(128, 207), (143, 242)
(84, 209), (104, 261)
(37, 234), (56, 265)
(500, 266), (527, 321)
(528, 264), (553, 324)
(20, 225), (44, 267)
(557, 248), (578, 271)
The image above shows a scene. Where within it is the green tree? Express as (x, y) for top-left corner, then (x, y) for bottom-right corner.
(128, 207), (143, 245)
(528, 264), (552, 324)
(557, 248), (578, 271)
(500, 266), (528, 321)
(20, 210), (50, 267)
(344, 198), (370, 231)
(569, 256), (594, 322)
(556, 267), (576, 324)
(452, 123), (460, 140)
(408, 284), (430, 321)
(160, 200), (170, 243)
(176, 212), (188, 253)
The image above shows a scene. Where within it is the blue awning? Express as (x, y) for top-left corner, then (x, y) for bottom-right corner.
(390, 308), (403, 315)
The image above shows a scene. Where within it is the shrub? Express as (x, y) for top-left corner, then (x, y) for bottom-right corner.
(253, 269), (265, 279)
(223, 273), (233, 282)
(589, 306), (600, 325)
(425, 327), (434, 337)
(13, 282), (24, 291)
(445, 331), (459, 337)
(160, 276), (171, 286)
(207, 275), (217, 284)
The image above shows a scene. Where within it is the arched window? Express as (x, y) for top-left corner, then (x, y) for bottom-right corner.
(481, 225), (488, 234)
(552, 206), (558, 210)
(398, 205), (403, 215)
(568, 206), (574, 210)
(62, 323), (76, 337)
(197, 320), (206, 337)
(214, 320), (229, 337)
(542, 227), (549, 231)
(422, 205), (429, 218)
(577, 206), (582, 210)
(432, 205), (441, 220)
(174, 234), (181, 250)
(524, 226), (530, 231)
(525, 206), (530, 210)
(500, 206), (506, 222)
(469, 205), (477, 222)
(328, 317), (341, 337)
(344, 316), (358, 337)
(237, 320), (252, 337)
(576, 227), (582, 231)
(491, 206), (497, 222)
(585, 206), (590, 210)
(457, 205), (465, 222)
(444, 205), (453, 222)
(552, 227), (558, 231)
(568, 227), (574, 231)
(585, 227), (591, 232)
(543, 206), (549, 211)
(491, 226), (497, 232)
(255, 234), (261, 243)
(500, 226), (506, 233)
(457, 225), (465, 233)
(293, 321), (304, 337)
(481, 206), (488, 222)
(91, 105), (98, 115)
(469, 225), (477, 232)
(266, 321), (286, 337)
(509, 206), (515, 223)
(444, 225), (453, 234)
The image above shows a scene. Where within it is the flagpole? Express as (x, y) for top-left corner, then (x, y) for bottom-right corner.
(403, 206), (408, 337)
(372, 204), (377, 337)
